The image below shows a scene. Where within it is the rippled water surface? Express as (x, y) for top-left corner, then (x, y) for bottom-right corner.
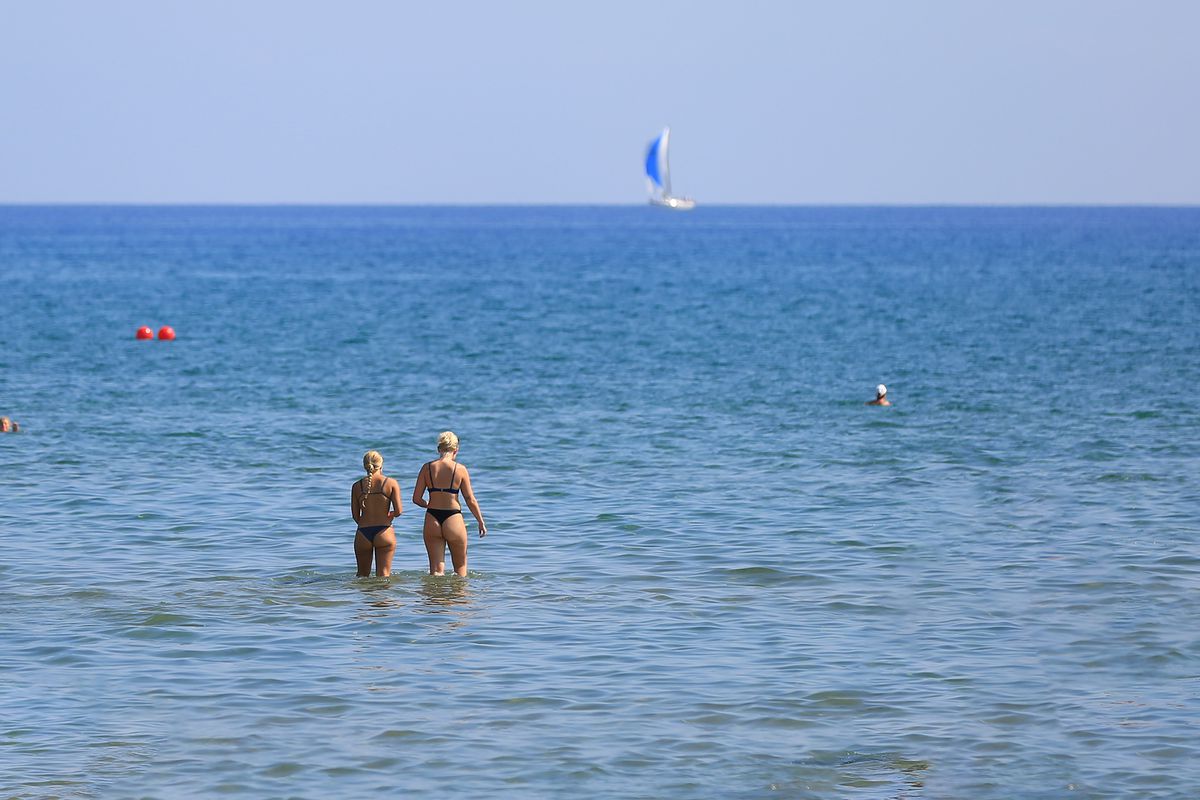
(1, 206), (1199, 798)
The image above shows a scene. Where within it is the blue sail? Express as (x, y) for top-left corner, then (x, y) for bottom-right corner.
(645, 133), (664, 188)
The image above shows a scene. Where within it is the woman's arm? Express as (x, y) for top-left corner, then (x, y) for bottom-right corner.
(350, 482), (362, 524)
(387, 478), (404, 519)
(411, 467), (429, 508)
(459, 469), (486, 537)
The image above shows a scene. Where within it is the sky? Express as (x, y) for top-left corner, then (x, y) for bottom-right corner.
(1, 1), (1198, 204)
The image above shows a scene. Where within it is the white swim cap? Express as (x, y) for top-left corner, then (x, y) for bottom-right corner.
(876, 384), (887, 396)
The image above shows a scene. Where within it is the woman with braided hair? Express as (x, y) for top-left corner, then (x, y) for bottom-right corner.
(351, 450), (403, 577)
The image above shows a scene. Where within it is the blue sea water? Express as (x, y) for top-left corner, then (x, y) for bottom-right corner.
(1, 205), (1198, 799)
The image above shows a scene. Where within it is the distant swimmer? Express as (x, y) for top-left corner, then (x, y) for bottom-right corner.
(412, 431), (487, 577)
(351, 450), (403, 577)
(0, 416), (19, 432)
(866, 384), (891, 406)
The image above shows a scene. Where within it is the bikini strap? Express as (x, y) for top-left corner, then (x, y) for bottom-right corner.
(426, 461), (436, 488)
(449, 462), (458, 490)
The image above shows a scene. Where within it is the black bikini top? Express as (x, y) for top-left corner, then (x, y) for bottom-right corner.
(426, 461), (460, 495)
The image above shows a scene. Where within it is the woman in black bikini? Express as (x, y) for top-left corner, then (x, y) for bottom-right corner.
(351, 450), (403, 577)
(412, 431), (486, 576)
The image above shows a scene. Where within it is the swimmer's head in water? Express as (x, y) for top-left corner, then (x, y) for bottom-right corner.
(437, 431), (459, 454)
(0, 417), (9, 432)
(876, 384), (887, 398)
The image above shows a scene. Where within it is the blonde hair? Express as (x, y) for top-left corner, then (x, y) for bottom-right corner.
(437, 431), (459, 454)
(360, 450), (383, 516)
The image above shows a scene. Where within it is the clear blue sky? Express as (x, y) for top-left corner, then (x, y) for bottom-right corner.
(2, 1), (1197, 204)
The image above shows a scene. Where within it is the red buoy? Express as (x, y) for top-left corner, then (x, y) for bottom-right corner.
(157, 326), (176, 341)
(136, 326), (154, 340)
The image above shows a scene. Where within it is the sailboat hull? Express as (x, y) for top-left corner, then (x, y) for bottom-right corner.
(650, 196), (696, 211)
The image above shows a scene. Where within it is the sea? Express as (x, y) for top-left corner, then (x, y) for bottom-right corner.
(1, 205), (1198, 799)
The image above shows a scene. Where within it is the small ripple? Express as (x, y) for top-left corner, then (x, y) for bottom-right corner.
(1097, 472), (1163, 482)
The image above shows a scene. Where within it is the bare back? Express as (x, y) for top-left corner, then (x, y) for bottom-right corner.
(422, 459), (463, 510)
(351, 474), (400, 527)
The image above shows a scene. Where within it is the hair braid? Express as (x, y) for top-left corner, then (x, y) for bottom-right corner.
(361, 450), (383, 517)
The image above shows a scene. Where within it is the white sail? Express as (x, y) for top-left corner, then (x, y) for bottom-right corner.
(644, 126), (695, 210)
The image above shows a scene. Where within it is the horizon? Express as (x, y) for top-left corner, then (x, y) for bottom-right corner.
(5, 201), (1199, 209)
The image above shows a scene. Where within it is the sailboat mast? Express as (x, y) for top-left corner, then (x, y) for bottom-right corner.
(661, 127), (673, 197)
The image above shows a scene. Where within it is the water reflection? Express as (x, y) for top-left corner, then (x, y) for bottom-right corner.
(791, 752), (930, 799)
(414, 575), (476, 633)
(352, 574), (405, 622)
(347, 572), (477, 629)
(416, 575), (471, 608)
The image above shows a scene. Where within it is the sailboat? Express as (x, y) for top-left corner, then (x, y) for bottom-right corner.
(645, 127), (696, 210)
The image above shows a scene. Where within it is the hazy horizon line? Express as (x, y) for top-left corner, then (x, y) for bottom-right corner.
(3, 201), (1199, 209)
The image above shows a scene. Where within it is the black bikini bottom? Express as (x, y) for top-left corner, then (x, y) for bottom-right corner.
(426, 508), (462, 524)
(357, 525), (390, 543)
